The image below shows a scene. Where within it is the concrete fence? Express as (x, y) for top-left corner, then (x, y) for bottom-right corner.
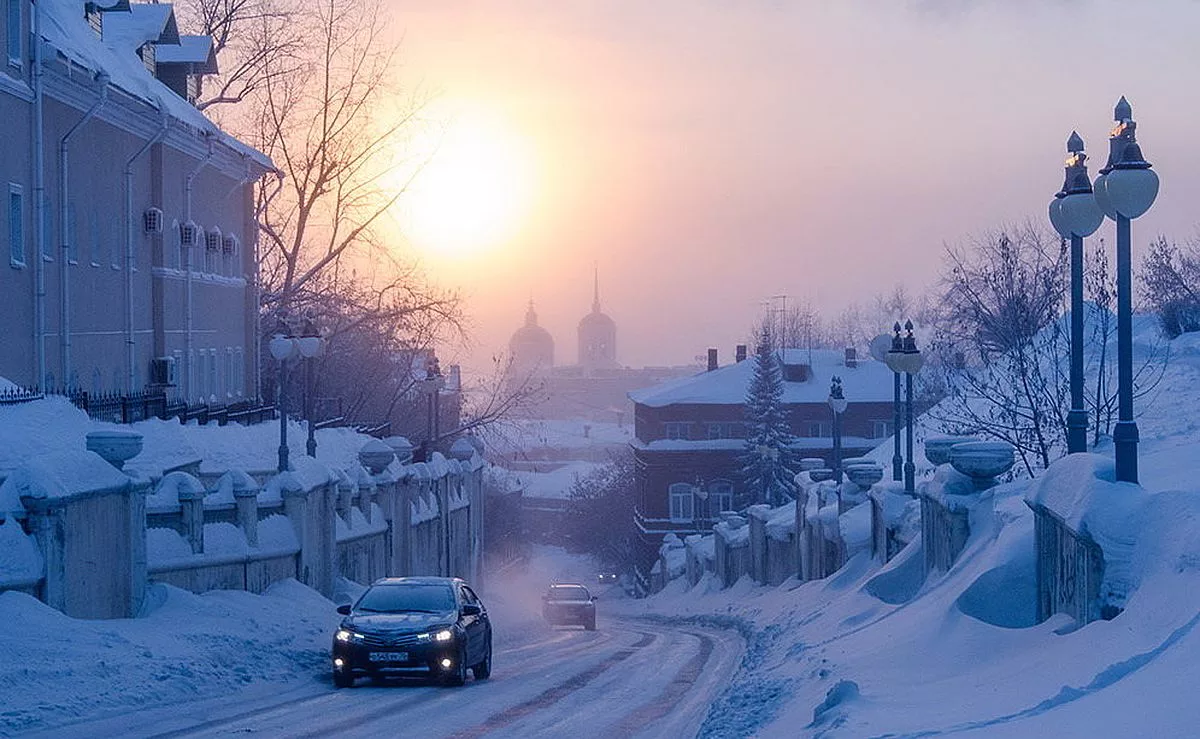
(0, 434), (485, 619)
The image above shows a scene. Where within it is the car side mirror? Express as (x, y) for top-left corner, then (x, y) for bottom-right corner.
(336, 604), (352, 615)
(462, 603), (482, 616)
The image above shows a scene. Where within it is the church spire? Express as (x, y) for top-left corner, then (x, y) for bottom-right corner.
(592, 265), (601, 314)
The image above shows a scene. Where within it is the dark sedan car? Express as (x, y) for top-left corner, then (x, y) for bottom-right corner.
(331, 576), (492, 688)
(542, 583), (597, 630)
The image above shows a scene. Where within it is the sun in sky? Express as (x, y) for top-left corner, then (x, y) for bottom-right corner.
(395, 103), (537, 259)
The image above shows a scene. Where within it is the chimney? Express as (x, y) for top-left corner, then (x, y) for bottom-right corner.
(845, 347), (857, 368)
(707, 348), (718, 372)
(735, 344), (747, 362)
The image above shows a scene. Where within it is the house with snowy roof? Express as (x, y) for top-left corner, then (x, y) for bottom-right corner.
(628, 347), (897, 559)
(0, 0), (276, 401)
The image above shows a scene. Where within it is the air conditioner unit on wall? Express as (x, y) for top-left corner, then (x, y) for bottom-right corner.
(143, 207), (163, 234)
(150, 356), (178, 386)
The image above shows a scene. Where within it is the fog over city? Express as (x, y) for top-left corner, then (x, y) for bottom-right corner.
(385, 0), (1200, 370)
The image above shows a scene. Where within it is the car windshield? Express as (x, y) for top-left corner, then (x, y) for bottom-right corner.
(548, 586), (590, 601)
(355, 584), (455, 613)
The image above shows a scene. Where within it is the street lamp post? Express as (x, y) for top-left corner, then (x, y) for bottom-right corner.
(297, 318), (326, 458)
(1049, 132), (1105, 455)
(885, 321), (923, 494)
(269, 317), (326, 473)
(1092, 96), (1159, 484)
(828, 376), (848, 485)
(889, 324), (903, 481)
(692, 477), (709, 533)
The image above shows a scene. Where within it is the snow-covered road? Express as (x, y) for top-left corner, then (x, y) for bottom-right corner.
(32, 614), (742, 739)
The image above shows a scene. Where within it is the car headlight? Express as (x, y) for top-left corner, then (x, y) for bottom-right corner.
(335, 629), (364, 643)
(416, 628), (455, 643)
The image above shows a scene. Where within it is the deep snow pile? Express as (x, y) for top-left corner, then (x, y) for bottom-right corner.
(628, 322), (1200, 736)
(0, 579), (338, 734)
(0, 395), (375, 481)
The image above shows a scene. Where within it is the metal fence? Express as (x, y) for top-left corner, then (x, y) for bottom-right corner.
(0, 386), (276, 427)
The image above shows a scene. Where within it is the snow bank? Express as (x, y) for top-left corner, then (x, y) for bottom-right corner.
(0, 579), (336, 734)
(0, 451), (130, 509)
(1026, 453), (1146, 607)
(0, 517), (43, 583)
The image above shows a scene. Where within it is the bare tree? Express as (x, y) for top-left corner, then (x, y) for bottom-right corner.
(175, 0), (304, 111)
(926, 224), (1071, 474)
(1141, 236), (1200, 338)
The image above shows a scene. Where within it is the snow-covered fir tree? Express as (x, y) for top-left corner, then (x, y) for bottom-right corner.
(739, 330), (799, 507)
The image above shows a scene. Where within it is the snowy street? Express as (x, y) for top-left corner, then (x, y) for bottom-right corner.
(41, 616), (741, 739)
(4, 548), (744, 739)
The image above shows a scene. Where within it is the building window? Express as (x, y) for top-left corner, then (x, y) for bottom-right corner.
(668, 483), (694, 522)
(807, 421), (831, 438)
(664, 422), (687, 440)
(707, 423), (724, 440)
(7, 0), (21, 66)
(708, 480), (734, 515)
(8, 184), (23, 266)
(871, 420), (893, 439)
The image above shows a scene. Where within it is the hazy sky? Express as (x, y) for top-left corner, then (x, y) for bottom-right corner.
(380, 0), (1200, 372)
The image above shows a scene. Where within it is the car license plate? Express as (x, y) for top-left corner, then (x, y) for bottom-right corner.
(368, 652), (408, 663)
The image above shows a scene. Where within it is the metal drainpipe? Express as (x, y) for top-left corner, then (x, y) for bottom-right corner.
(255, 172), (284, 401)
(223, 154), (252, 398)
(183, 135), (214, 401)
(59, 72), (110, 390)
(31, 0), (45, 388)
(123, 102), (170, 393)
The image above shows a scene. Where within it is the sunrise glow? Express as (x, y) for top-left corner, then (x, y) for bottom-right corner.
(398, 106), (536, 258)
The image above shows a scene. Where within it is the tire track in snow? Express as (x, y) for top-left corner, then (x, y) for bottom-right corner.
(610, 630), (715, 735)
(447, 630), (659, 739)
(142, 629), (620, 739)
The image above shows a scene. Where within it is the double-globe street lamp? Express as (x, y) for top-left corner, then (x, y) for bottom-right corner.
(269, 318), (326, 473)
(885, 321), (923, 494)
(1050, 97), (1158, 482)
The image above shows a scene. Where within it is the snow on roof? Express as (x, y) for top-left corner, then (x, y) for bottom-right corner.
(38, 0), (274, 172)
(100, 3), (179, 51)
(628, 349), (895, 407)
(156, 35), (217, 74)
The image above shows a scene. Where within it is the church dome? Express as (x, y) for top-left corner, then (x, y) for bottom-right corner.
(510, 301), (554, 372)
(577, 270), (617, 369)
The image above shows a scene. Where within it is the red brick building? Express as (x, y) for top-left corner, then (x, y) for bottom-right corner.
(628, 348), (896, 558)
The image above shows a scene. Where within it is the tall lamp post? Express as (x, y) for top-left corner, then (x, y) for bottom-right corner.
(1049, 132), (1105, 454)
(828, 376), (848, 485)
(692, 477), (709, 533)
(298, 318), (326, 458)
(885, 321), (923, 494)
(889, 324), (904, 481)
(269, 318), (326, 473)
(1092, 97), (1158, 483)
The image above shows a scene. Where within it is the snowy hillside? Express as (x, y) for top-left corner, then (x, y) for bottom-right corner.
(628, 321), (1200, 737)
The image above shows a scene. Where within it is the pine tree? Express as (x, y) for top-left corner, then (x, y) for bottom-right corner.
(739, 330), (799, 507)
